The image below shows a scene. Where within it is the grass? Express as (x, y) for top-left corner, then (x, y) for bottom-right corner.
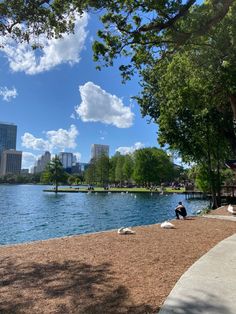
(43, 186), (186, 193)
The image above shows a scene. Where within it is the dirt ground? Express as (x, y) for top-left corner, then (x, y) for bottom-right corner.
(0, 209), (235, 313)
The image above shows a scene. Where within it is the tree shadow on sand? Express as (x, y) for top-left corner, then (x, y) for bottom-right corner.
(0, 256), (156, 313)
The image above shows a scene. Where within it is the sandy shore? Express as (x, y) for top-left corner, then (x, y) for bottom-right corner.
(0, 209), (235, 313)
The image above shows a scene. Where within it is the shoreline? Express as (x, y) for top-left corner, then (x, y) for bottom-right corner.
(0, 214), (204, 249)
(0, 208), (235, 313)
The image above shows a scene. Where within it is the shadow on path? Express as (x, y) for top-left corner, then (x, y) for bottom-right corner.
(0, 256), (155, 313)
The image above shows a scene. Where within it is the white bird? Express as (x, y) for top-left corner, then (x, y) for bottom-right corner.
(227, 204), (236, 214)
(117, 227), (136, 235)
(160, 221), (175, 229)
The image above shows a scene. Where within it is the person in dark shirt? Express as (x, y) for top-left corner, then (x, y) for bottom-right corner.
(175, 201), (187, 219)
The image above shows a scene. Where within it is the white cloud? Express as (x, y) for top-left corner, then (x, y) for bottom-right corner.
(0, 13), (88, 74)
(74, 82), (134, 128)
(22, 152), (38, 169)
(0, 86), (18, 101)
(21, 125), (79, 151)
(116, 142), (145, 155)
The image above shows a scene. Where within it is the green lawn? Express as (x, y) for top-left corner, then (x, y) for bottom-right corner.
(44, 186), (185, 193)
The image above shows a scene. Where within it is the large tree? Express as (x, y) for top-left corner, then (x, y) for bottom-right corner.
(133, 147), (174, 186)
(1, 1), (233, 54)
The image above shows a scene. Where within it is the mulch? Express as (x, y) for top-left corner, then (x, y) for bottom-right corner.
(0, 208), (235, 313)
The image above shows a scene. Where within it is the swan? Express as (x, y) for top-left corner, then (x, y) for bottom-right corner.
(118, 227), (136, 234)
(160, 221), (175, 229)
(227, 204), (236, 214)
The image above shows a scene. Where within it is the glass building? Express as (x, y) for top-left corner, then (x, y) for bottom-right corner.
(0, 122), (17, 156)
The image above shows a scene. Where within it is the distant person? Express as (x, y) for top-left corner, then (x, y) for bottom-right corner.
(175, 201), (187, 220)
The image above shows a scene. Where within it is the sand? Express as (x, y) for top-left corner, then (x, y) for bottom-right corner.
(0, 208), (235, 313)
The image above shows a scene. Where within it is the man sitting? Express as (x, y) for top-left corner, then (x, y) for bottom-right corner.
(175, 202), (187, 219)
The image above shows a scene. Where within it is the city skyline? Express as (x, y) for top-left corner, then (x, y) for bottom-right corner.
(0, 12), (159, 170)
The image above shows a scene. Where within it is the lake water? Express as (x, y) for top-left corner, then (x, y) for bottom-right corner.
(0, 185), (208, 245)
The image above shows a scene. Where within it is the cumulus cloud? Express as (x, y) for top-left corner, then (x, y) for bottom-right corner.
(0, 13), (88, 74)
(116, 142), (145, 155)
(0, 86), (18, 101)
(22, 152), (38, 169)
(21, 125), (79, 151)
(74, 82), (134, 128)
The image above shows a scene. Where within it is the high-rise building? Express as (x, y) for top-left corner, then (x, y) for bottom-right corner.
(0, 122), (17, 167)
(34, 151), (51, 173)
(91, 144), (109, 160)
(59, 152), (73, 172)
(0, 149), (22, 175)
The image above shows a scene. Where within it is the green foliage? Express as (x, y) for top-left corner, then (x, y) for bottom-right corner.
(85, 162), (96, 184)
(67, 174), (84, 185)
(133, 147), (174, 185)
(0, 173), (41, 184)
(84, 147), (178, 186)
(43, 156), (67, 192)
(194, 165), (212, 193)
(115, 154), (125, 184)
(123, 155), (134, 182)
(96, 154), (110, 185)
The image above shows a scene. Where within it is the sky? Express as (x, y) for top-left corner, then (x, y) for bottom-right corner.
(0, 12), (159, 170)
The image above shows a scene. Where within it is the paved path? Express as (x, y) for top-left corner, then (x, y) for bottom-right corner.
(159, 233), (236, 314)
(202, 214), (236, 222)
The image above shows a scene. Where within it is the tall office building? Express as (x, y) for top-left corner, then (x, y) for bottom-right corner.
(0, 122), (17, 164)
(59, 152), (73, 172)
(91, 144), (109, 160)
(0, 149), (22, 175)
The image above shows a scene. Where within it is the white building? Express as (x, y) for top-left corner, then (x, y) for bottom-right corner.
(34, 151), (51, 173)
(91, 144), (109, 160)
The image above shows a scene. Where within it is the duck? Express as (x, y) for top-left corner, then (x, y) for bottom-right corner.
(227, 204), (236, 214)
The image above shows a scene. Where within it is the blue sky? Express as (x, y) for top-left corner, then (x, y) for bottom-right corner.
(0, 12), (159, 170)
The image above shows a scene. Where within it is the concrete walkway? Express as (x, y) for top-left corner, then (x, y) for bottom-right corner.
(202, 214), (236, 222)
(159, 233), (236, 314)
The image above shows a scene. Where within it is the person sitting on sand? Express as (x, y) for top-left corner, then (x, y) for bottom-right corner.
(175, 201), (187, 220)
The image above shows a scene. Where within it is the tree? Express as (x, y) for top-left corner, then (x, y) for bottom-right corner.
(137, 47), (233, 207)
(109, 153), (119, 183)
(92, 1), (234, 79)
(123, 155), (134, 183)
(133, 147), (174, 186)
(115, 154), (125, 185)
(85, 162), (96, 185)
(1, 1), (232, 60)
(95, 154), (110, 186)
(43, 156), (66, 193)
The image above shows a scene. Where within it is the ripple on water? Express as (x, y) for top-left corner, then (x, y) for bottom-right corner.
(0, 185), (209, 245)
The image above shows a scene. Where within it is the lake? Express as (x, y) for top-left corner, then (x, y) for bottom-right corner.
(0, 185), (208, 245)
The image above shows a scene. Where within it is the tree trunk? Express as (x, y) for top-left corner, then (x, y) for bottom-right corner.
(55, 181), (58, 193)
(229, 94), (236, 137)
